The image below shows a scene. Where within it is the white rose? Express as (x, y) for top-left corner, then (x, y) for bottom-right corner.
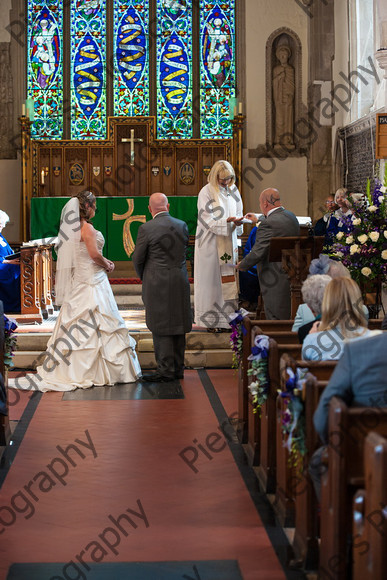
(346, 235), (354, 244)
(378, 195), (385, 203)
(369, 231), (380, 242)
(336, 232), (344, 240)
(350, 244), (360, 255)
(361, 267), (371, 277)
(357, 234), (368, 244)
(368, 205), (378, 212)
(380, 186), (386, 193)
(384, 231), (387, 239)
(382, 250), (387, 260)
(352, 218), (361, 226)
(334, 251), (344, 258)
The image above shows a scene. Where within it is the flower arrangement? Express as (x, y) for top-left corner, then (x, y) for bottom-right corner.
(280, 366), (309, 470)
(229, 308), (249, 369)
(4, 315), (17, 370)
(247, 334), (269, 415)
(330, 170), (387, 287)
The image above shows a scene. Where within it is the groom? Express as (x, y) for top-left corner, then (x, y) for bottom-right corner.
(132, 193), (192, 382)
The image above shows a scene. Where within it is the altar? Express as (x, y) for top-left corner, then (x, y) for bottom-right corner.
(31, 196), (198, 260)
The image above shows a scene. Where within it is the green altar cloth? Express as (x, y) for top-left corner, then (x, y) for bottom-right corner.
(31, 197), (198, 260)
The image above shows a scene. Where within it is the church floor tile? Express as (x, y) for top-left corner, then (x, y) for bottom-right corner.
(0, 370), (305, 580)
(62, 380), (184, 401)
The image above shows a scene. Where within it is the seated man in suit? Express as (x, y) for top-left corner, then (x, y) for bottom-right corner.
(309, 332), (387, 499)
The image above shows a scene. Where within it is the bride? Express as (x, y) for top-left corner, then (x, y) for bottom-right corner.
(13, 191), (142, 392)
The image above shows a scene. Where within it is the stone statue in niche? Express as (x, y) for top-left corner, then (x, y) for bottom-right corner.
(272, 37), (295, 150)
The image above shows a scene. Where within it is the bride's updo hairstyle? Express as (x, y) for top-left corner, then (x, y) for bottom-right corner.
(76, 190), (96, 220)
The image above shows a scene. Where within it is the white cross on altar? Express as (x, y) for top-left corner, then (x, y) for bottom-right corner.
(121, 129), (143, 166)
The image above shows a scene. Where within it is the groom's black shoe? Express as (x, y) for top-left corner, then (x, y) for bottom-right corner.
(142, 373), (174, 383)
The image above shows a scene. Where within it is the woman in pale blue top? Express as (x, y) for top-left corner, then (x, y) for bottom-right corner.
(292, 254), (352, 332)
(302, 277), (378, 361)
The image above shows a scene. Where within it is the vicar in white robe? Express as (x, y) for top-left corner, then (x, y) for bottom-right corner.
(194, 160), (243, 331)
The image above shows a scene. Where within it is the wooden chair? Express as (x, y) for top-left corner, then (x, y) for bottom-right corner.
(352, 432), (387, 580)
(319, 397), (387, 579)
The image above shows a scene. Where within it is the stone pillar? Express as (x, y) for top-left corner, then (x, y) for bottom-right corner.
(307, 0), (335, 221)
(375, 0), (387, 178)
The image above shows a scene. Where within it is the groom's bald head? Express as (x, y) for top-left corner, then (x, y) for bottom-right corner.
(149, 192), (169, 216)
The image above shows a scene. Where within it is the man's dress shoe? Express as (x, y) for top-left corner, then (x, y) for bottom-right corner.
(142, 373), (174, 383)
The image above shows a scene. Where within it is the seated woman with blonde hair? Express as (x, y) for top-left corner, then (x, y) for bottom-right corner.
(302, 277), (380, 361)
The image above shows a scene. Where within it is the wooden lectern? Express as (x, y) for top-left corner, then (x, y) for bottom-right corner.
(269, 236), (325, 318)
(18, 244), (55, 323)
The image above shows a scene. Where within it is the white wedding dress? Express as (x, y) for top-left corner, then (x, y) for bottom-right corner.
(12, 231), (142, 392)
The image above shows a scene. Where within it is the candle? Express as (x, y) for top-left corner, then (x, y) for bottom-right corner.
(41, 169), (45, 185)
(238, 102), (242, 115)
(233, 106), (237, 117)
(22, 104), (26, 117)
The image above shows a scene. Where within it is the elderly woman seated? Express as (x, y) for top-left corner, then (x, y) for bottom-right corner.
(297, 274), (331, 343)
(292, 254), (351, 332)
(302, 277), (379, 361)
(0, 210), (20, 313)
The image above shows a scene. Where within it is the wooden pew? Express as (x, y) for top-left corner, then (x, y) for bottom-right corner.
(273, 358), (336, 557)
(352, 432), (387, 580)
(238, 316), (298, 443)
(295, 359), (338, 381)
(246, 327), (302, 492)
(319, 397), (387, 579)
(291, 375), (325, 569)
(0, 301), (10, 446)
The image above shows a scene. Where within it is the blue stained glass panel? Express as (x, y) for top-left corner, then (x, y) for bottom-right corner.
(114, 1), (149, 116)
(27, 0), (63, 139)
(156, 0), (192, 139)
(70, 0), (106, 139)
(200, 1), (235, 138)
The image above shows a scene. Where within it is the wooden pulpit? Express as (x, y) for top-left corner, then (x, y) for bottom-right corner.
(269, 236), (325, 318)
(19, 244), (55, 323)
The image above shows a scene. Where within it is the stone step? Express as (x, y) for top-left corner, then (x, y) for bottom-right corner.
(13, 348), (233, 370)
(110, 283), (194, 296)
(14, 331), (231, 352)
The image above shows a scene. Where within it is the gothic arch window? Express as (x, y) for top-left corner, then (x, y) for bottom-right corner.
(27, 0), (236, 141)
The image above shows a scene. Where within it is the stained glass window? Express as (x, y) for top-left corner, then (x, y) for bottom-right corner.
(27, 1), (236, 141)
(200, 0), (235, 138)
(27, 0), (63, 139)
(70, 0), (106, 139)
(156, 0), (192, 139)
(114, 0), (149, 117)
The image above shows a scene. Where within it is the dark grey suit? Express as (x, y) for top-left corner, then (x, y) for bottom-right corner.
(314, 332), (387, 443)
(238, 207), (299, 319)
(310, 332), (387, 499)
(132, 211), (192, 378)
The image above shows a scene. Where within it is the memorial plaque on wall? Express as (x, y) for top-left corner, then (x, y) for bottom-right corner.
(376, 114), (387, 159)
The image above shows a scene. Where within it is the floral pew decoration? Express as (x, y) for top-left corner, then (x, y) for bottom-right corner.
(247, 334), (269, 416)
(229, 308), (249, 369)
(280, 357), (309, 470)
(4, 315), (17, 370)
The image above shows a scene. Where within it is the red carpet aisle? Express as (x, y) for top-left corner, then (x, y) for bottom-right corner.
(0, 370), (303, 580)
